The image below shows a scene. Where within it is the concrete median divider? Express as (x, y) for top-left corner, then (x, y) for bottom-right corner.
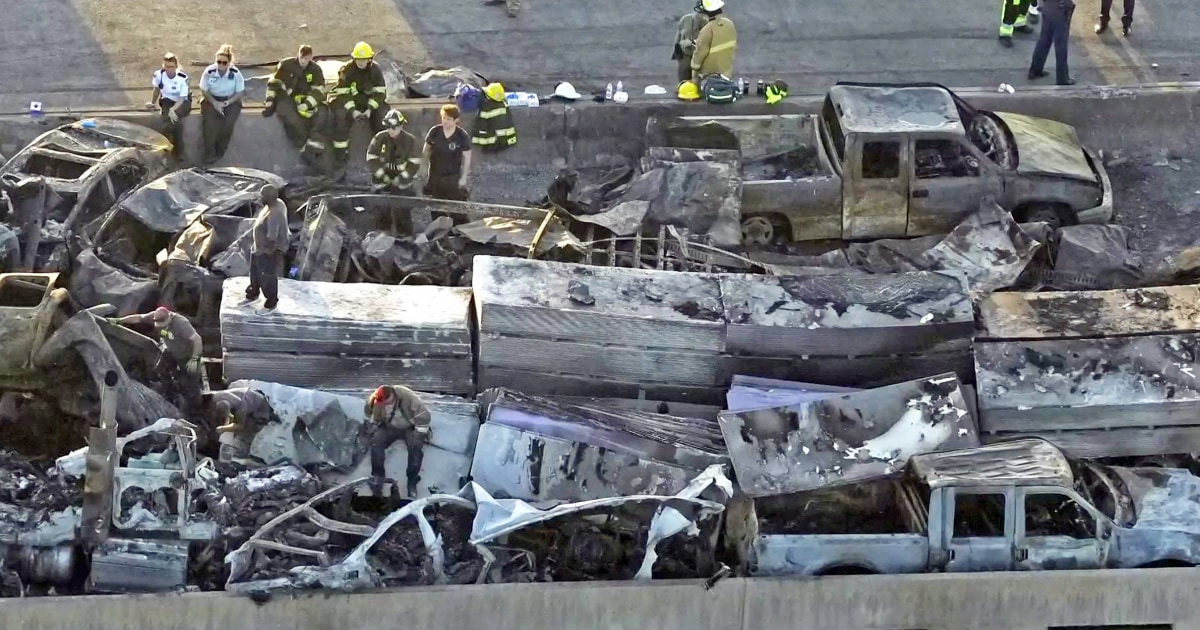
(1, 82), (1195, 181)
(6, 569), (1200, 630)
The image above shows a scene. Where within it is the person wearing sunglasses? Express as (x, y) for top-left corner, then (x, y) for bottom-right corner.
(199, 44), (245, 165)
(145, 52), (191, 160)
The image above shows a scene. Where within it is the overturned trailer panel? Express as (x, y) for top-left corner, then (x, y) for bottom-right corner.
(977, 284), (1200, 340)
(473, 256), (975, 403)
(220, 278), (474, 393)
(975, 335), (1200, 458)
(718, 373), (979, 496)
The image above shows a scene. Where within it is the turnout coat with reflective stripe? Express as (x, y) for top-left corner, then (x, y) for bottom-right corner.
(471, 96), (517, 151)
(691, 16), (738, 79)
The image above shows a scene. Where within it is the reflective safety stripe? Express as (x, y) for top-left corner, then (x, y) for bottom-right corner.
(502, 136), (517, 146)
(1000, 23), (1014, 35)
(708, 40), (737, 54)
(305, 140), (326, 149)
(331, 87), (350, 96)
(371, 86), (388, 94)
(350, 84), (359, 96)
(407, 157), (422, 163)
(367, 99), (380, 109)
(375, 168), (387, 178)
(366, 153), (382, 161)
(473, 136), (496, 145)
(478, 108), (505, 119)
(265, 89), (277, 98)
(494, 127), (516, 137)
(332, 140), (350, 149)
(298, 109), (315, 119)
(344, 100), (357, 110)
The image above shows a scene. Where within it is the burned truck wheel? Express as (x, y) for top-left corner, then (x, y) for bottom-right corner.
(1016, 203), (1074, 230)
(741, 214), (788, 247)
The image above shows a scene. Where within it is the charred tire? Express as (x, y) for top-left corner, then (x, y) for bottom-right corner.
(1016, 203), (1074, 230)
(815, 565), (880, 576)
(741, 214), (789, 247)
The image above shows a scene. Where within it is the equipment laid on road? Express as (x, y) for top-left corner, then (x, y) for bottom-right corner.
(677, 80), (701, 101)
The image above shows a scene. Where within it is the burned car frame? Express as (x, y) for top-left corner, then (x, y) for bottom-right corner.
(0, 119), (170, 271)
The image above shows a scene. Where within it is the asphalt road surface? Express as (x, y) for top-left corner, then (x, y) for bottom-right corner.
(0, 0), (1194, 112)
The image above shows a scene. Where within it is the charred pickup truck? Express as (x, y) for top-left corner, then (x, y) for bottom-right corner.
(648, 82), (1113, 246)
(742, 439), (1200, 576)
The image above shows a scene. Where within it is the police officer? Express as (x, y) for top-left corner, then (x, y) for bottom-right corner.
(263, 44), (326, 150)
(366, 110), (422, 195)
(1096, 0), (1135, 35)
(1028, 0), (1076, 86)
(999, 0), (1034, 48)
(144, 52), (191, 160)
(328, 42), (389, 172)
(199, 44), (245, 165)
(364, 385), (432, 497)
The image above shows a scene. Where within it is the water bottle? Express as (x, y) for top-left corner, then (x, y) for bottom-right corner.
(605, 82), (614, 100)
(615, 81), (624, 95)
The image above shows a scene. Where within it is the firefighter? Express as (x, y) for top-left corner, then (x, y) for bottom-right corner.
(690, 0), (737, 82)
(366, 110), (422, 195)
(471, 83), (517, 152)
(672, 2), (711, 84)
(108, 307), (203, 409)
(144, 52), (191, 160)
(328, 41), (390, 171)
(211, 388), (273, 462)
(199, 45), (245, 165)
(483, 0), (519, 19)
(364, 385), (433, 497)
(262, 44), (326, 150)
(999, 0), (1035, 48)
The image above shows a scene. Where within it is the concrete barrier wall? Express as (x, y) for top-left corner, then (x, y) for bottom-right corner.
(6, 569), (1200, 630)
(1, 83), (1195, 180)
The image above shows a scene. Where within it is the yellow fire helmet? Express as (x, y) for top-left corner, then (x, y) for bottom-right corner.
(351, 41), (375, 59)
(677, 80), (701, 101)
(483, 82), (506, 102)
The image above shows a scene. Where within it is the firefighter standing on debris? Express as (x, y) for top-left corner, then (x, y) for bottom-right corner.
(199, 45), (245, 165)
(366, 110), (422, 195)
(108, 307), (204, 407)
(211, 388), (273, 462)
(328, 42), (390, 172)
(365, 385), (433, 497)
(471, 83), (517, 152)
(672, 2), (711, 83)
(145, 52), (191, 160)
(262, 45), (326, 151)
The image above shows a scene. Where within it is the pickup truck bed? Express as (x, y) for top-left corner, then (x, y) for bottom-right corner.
(753, 533), (929, 576)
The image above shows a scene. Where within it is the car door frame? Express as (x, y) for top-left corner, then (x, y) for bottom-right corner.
(842, 133), (910, 239)
(941, 487), (1016, 573)
(1013, 486), (1106, 571)
(905, 134), (1005, 236)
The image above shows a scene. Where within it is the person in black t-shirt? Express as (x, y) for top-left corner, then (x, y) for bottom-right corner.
(421, 104), (473, 201)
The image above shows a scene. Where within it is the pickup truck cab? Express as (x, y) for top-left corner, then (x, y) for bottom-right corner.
(744, 439), (1200, 576)
(649, 82), (1113, 246)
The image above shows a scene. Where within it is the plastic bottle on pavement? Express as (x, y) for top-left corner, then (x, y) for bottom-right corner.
(605, 82), (614, 100)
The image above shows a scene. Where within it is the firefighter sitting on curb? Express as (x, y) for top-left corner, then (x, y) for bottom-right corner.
(366, 110), (422, 195)
(364, 385), (432, 497)
(262, 44), (326, 151)
(327, 41), (389, 174)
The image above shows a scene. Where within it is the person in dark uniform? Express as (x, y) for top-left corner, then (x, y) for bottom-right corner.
(211, 388), (273, 462)
(327, 41), (390, 173)
(1028, 0), (1076, 86)
(1096, 0), (1135, 35)
(366, 110), (422, 195)
(262, 44), (326, 150)
(420, 104), (473, 201)
(144, 52), (191, 160)
(199, 44), (245, 165)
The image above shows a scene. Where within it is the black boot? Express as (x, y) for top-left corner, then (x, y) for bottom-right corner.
(1095, 18), (1109, 33)
(999, 35), (1014, 48)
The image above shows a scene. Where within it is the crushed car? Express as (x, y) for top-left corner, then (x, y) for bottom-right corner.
(0, 119), (170, 271)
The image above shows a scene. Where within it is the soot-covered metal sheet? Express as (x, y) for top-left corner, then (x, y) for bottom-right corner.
(977, 284), (1200, 340)
(718, 372), (979, 496)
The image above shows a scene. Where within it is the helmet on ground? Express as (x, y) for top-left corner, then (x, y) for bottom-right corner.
(483, 82), (506, 102)
(383, 109), (407, 128)
(677, 80), (701, 101)
(700, 0), (724, 12)
(351, 41), (375, 59)
(765, 80), (788, 105)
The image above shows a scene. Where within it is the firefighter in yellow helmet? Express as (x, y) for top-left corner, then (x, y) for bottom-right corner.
(472, 83), (517, 152)
(262, 44), (326, 150)
(327, 42), (390, 172)
(690, 0), (737, 82)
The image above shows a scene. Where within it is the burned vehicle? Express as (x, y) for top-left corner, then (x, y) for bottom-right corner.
(0, 119), (170, 270)
(740, 439), (1200, 576)
(648, 82), (1113, 245)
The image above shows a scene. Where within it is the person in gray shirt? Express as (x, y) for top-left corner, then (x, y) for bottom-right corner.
(245, 185), (289, 310)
